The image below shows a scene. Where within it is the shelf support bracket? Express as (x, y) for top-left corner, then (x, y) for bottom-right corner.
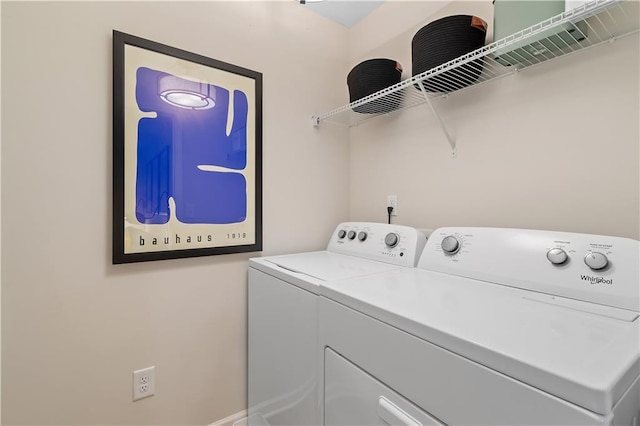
(417, 81), (456, 158)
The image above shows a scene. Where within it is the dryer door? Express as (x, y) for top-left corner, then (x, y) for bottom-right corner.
(324, 348), (444, 426)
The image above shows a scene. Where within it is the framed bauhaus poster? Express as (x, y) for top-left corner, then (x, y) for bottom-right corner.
(112, 31), (262, 264)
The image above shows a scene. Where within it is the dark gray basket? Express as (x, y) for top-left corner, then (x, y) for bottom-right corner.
(347, 58), (403, 114)
(412, 15), (487, 92)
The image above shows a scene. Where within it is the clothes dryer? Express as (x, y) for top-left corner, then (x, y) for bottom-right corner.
(248, 222), (426, 425)
(320, 227), (639, 425)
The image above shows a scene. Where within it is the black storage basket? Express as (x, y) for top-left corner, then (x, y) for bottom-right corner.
(412, 15), (487, 92)
(347, 58), (403, 114)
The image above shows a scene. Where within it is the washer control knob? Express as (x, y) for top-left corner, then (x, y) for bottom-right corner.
(384, 232), (399, 248)
(441, 235), (461, 255)
(584, 251), (608, 270)
(347, 230), (357, 240)
(338, 230), (346, 239)
(546, 248), (568, 265)
(358, 231), (367, 242)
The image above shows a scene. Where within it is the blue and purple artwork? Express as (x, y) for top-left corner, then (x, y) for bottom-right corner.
(134, 67), (249, 225)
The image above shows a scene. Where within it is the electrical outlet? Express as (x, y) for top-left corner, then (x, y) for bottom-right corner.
(387, 195), (398, 216)
(133, 366), (155, 401)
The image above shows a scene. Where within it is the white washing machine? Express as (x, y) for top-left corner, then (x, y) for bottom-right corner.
(320, 227), (639, 425)
(248, 222), (427, 425)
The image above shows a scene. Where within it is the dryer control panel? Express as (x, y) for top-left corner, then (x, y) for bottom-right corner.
(419, 227), (639, 312)
(328, 222), (427, 267)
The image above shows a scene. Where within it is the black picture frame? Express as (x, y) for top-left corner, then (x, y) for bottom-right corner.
(113, 31), (262, 264)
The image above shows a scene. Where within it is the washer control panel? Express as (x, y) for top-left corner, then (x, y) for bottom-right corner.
(420, 227), (639, 312)
(329, 222), (427, 267)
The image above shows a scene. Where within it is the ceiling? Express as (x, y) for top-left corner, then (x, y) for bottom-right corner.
(303, 1), (385, 28)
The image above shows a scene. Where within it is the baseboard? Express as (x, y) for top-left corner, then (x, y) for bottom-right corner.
(209, 409), (248, 426)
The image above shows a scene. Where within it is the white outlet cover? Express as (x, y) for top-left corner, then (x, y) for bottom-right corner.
(133, 366), (155, 401)
(387, 195), (398, 216)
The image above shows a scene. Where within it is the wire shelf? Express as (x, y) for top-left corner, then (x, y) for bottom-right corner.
(313, 0), (639, 128)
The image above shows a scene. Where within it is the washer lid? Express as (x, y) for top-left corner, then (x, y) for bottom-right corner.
(266, 251), (401, 281)
(250, 251), (403, 293)
(320, 268), (640, 415)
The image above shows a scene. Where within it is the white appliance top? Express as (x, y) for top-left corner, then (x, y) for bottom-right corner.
(320, 227), (640, 415)
(249, 222), (427, 294)
(264, 252), (402, 282)
(421, 227), (639, 312)
(327, 222), (427, 268)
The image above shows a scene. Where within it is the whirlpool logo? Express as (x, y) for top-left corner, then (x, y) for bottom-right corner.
(581, 275), (613, 285)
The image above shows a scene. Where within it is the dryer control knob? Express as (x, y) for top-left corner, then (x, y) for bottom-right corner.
(384, 232), (399, 248)
(441, 235), (461, 255)
(358, 231), (367, 242)
(584, 251), (608, 270)
(546, 248), (568, 265)
(338, 230), (346, 239)
(347, 230), (357, 240)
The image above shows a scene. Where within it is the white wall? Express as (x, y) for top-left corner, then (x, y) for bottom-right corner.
(3, 1), (639, 424)
(0, 1), (3, 421)
(1, 2), (348, 424)
(347, 1), (640, 239)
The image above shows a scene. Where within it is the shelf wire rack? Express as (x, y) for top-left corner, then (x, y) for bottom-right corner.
(313, 0), (639, 132)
